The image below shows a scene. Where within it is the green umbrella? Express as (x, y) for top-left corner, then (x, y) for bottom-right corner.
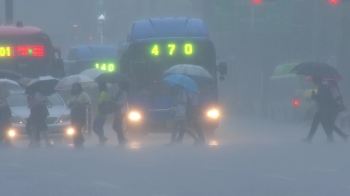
(270, 62), (299, 80)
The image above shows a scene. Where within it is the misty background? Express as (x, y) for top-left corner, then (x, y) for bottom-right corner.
(1, 0), (350, 117)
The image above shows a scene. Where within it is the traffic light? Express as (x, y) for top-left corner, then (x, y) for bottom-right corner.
(328, 0), (350, 3)
(251, 0), (277, 4)
(293, 99), (300, 107)
(329, 0), (339, 4)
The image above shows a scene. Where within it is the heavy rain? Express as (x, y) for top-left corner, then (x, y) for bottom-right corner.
(1, 0), (350, 195)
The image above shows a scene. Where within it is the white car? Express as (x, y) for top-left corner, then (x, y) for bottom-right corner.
(7, 91), (71, 138)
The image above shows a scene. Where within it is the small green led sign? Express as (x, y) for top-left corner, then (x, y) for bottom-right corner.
(95, 63), (115, 72)
(150, 43), (194, 56)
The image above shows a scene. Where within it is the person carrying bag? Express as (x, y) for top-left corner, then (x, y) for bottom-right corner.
(68, 83), (91, 149)
(93, 82), (110, 146)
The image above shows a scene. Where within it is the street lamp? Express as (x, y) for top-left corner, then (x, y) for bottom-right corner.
(98, 14), (105, 44)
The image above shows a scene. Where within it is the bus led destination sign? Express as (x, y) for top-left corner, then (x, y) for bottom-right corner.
(0, 46), (14, 57)
(0, 45), (45, 58)
(17, 46), (45, 57)
(150, 43), (194, 56)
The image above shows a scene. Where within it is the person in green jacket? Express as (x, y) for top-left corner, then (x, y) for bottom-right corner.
(93, 82), (108, 145)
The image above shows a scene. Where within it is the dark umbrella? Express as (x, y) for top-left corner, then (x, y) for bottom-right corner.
(290, 62), (341, 79)
(25, 76), (60, 96)
(95, 72), (130, 84)
(0, 70), (23, 80)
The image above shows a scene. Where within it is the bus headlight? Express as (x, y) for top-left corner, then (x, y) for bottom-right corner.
(66, 127), (75, 136)
(8, 129), (16, 138)
(207, 109), (220, 119)
(128, 111), (141, 122)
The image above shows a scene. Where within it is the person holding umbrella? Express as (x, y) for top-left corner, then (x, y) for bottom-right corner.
(95, 72), (130, 146)
(67, 83), (92, 149)
(25, 76), (60, 148)
(290, 62), (342, 143)
(28, 84), (52, 148)
(92, 82), (109, 146)
(164, 74), (199, 144)
(180, 90), (205, 144)
(301, 77), (335, 143)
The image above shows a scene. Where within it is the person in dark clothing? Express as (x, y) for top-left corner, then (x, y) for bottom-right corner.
(28, 86), (52, 148)
(92, 82), (109, 146)
(26, 95), (41, 144)
(112, 82), (128, 146)
(302, 77), (335, 143)
(0, 88), (14, 148)
(68, 83), (91, 149)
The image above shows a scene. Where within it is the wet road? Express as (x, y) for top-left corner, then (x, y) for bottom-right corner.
(1, 116), (350, 196)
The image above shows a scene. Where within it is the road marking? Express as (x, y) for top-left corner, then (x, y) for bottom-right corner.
(9, 163), (24, 168)
(200, 166), (227, 171)
(48, 172), (69, 177)
(92, 181), (121, 189)
(266, 174), (297, 181)
(310, 168), (338, 173)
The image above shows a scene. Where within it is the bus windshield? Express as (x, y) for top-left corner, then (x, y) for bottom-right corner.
(123, 40), (216, 96)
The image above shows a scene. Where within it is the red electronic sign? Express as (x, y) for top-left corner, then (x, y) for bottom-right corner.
(16, 45), (45, 57)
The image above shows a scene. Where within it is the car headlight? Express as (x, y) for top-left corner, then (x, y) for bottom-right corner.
(207, 109), (220, 119)
(59, 114), (71, 123)
(8, 129), (16, 138)
(66, 127), (75, 136)
(128, 111), (141, 122)
(11, 115), (25, 124)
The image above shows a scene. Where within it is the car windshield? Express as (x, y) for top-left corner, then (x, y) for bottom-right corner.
(7, 93), (64, 107)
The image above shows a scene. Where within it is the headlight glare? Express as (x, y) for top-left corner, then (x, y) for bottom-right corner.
(66, 127), (75, 136)
(207, 109), (220, 119)
(8, 129), (16, 138)
(128, 111), (141, 121)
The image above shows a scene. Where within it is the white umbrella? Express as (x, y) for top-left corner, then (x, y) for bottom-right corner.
(80, 68), (107, 80)
(163, 64), (213, 79)
(0, 78), (22, 91)
(55, 75), (95, 91)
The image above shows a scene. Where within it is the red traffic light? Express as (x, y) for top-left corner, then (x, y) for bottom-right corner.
(329, 0), (339, 4)
(293, 100), (300, 107)
(253, 0), (262, 3)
